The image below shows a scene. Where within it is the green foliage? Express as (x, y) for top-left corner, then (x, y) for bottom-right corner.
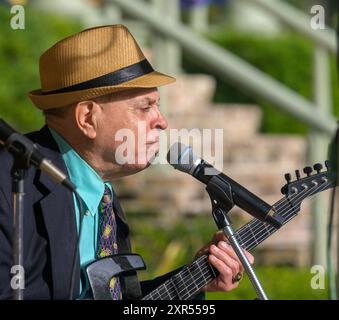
(128, 212), (216, 280)
(0, 5), (82, 133)
(207, 266), (329, 300)
(183, 30), (339, 134)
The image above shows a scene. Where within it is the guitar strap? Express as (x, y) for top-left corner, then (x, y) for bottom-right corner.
(117, 227), (142, 300)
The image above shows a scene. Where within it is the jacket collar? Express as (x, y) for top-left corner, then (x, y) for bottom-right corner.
(32, 126), (129, 224)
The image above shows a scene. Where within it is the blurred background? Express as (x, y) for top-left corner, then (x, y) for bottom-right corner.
(0, 0), (338, 299)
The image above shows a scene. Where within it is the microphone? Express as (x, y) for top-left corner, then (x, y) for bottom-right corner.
(167, 142), (284, 229)
(0, 118), (76, 192)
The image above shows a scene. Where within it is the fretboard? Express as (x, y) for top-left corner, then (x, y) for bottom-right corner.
(142, 197), (297, 300)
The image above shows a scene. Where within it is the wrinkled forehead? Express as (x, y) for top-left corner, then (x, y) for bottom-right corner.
(115, 87), (159, 104)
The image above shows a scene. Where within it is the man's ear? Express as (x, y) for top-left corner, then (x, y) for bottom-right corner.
(75, 101), (101, 139)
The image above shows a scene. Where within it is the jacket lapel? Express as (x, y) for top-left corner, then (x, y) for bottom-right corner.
(31, 126), (80, 299)
(112, 188), (130, 238)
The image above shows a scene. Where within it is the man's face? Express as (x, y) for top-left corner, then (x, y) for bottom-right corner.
(95, 87), (168, 179)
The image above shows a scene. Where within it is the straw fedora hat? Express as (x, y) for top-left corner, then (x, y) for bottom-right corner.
(29, 24), (176, 110)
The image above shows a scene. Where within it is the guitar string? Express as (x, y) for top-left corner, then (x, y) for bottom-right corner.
(211, 175), (330, 247)
(256, 181), (302, 209)
(145, 262), (213, 300)
(144, 181), (331, 300)
(143, 256), (212, 300)
(236, 180), (330, 246)
(236, 183), (329, 249)
(273, 178), (326, 213)
(264, 171), (327, 209)
(143, 252), (215, 300)
(237, 177), (327, 242)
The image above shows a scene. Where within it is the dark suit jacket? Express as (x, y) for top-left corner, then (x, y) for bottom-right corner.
(0, 126), (182, 300)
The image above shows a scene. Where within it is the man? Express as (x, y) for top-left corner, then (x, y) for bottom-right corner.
(0, 25), (253, 299)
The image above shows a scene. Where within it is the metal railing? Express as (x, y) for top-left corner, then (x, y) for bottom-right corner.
(242, 0), (336, 54)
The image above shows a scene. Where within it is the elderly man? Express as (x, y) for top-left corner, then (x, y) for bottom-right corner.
(0, 25), (253, 300)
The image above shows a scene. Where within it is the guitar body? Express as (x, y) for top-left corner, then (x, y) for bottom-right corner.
(85, 254), (146, 300)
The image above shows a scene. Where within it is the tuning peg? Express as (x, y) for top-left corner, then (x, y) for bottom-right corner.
(325, 160), (331, 170)
(284, 173), (292, 183)
(295, 170), (301, 180)
(303, 166), (313, 177)
(313, 163), (323, 173)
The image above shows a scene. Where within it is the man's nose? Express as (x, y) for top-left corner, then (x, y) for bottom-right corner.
(154, 109), (168, 130)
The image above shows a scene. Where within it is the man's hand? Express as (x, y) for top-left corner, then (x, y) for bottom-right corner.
(194, 231), (254, 292)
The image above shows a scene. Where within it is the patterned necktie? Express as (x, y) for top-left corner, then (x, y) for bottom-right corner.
(96, 185), (122, 300)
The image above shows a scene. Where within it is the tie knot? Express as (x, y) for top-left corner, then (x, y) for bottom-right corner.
(102, 185), (112, 205)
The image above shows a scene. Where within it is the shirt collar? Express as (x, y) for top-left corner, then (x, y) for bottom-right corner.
(49, 127), (110, 216)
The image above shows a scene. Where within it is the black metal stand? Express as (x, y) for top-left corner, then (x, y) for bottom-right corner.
(5, 133), (35, 300)
(206, 176), (269, 300)
(10, 159), (28, 300)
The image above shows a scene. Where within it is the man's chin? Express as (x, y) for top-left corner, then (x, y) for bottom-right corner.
(114, 149), (159, 177)
(117, 162), (151, 178)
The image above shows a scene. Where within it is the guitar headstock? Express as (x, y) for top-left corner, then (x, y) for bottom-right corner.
(281, 161), (335, 208)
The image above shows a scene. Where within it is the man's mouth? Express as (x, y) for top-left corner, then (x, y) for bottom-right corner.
(146, 140), (159, 145)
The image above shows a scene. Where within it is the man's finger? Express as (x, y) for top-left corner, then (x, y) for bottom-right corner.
(208, 255), (238, 291)
(210, 244), (241, 276)
(215, 241), (245, 274)
(217, 239), (254, 262)
(245, 250), (255, 264)
(212, 231), (228, 244)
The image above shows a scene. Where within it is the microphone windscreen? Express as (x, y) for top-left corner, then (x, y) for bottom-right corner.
(167, 142), (200, 174)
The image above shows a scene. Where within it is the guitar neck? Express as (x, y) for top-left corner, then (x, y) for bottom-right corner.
(142, 197), (296, 300)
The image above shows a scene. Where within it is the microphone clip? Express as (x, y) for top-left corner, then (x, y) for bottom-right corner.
(206, 175), (235, 229)
(6, 132), (37, 169)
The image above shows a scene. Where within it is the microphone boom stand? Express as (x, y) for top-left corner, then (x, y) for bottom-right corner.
(206, 176), (269, 300)
(11, 160), (27, 300)
(6, 134), (34, 300)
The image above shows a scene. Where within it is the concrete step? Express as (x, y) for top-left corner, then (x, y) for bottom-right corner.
(222, 135), (306, 165)
(168, 105), (262, 143)
(166, 74), (216, 115)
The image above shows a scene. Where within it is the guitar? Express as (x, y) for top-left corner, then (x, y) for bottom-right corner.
(85, 161), (336, 300)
